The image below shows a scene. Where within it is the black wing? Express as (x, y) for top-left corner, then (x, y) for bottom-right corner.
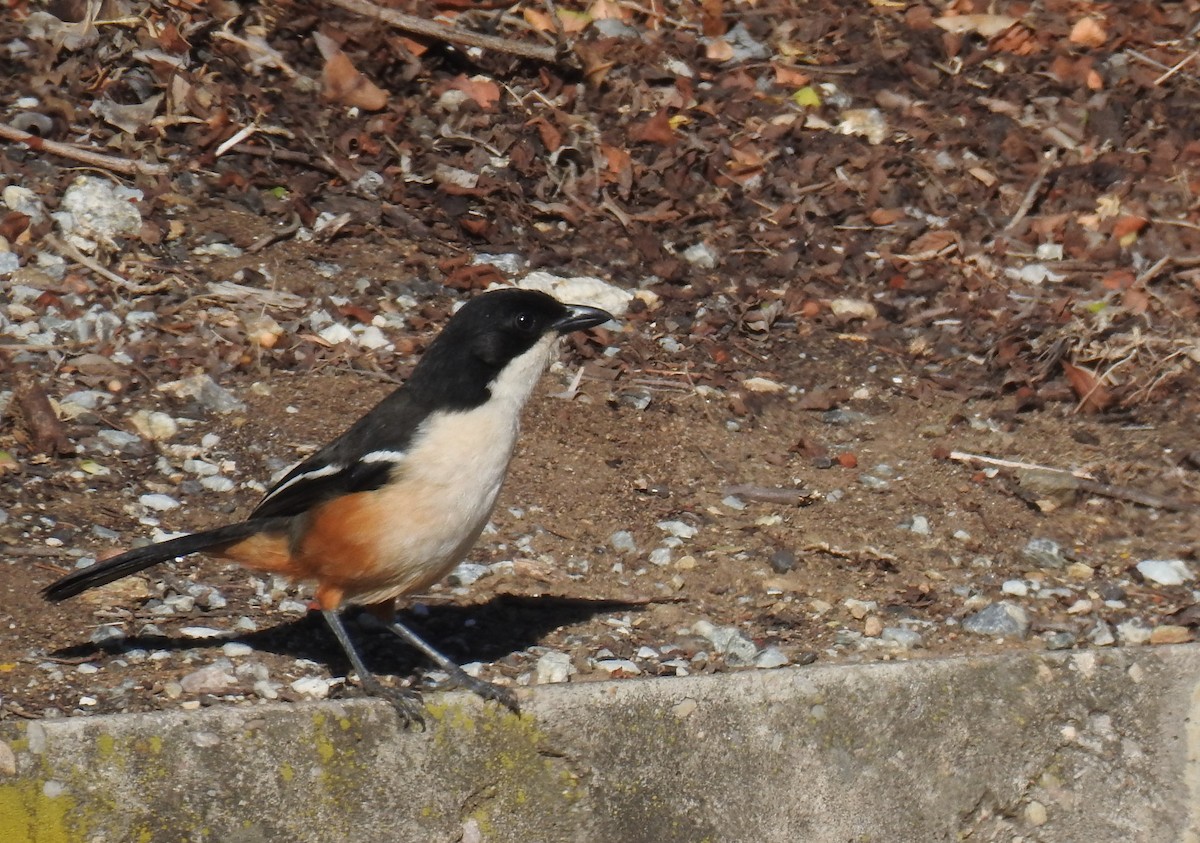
(249, 387), (430, 519)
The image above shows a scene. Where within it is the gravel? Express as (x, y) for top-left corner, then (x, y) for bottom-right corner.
(961, 602), (1031, 639)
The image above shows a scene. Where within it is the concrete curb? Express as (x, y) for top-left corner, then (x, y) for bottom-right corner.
(2, 645), (1198, 842)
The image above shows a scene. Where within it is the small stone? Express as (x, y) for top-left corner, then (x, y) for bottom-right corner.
(595, 659), (641, 676)
(1065, 562), (1094, 581)
(768, 549), (796, 574)
(1065, 599), (1093, 615)
(179, 665), (235, 695)
(156, 374), (245, 413)
(692, 620), (758, 666)
(881, 627), (922, 649)
(200, 476), (235, 493)
(139, 493), (180, 512)
(649, 547), (672, 566)
(1116, 620), (1152, 646)
(535, 651), (572, 684)
(1022, 537), (1067, 569)
(98, 429), (142, 451)
(1026, 800), (1048, 826)
(1136, 559), (1193, 586)
(610, 531), (637, 553)
(129, 410), (178, 441)
(1001, 580), (1028, 597)
(1150, 625), (1192, 645)
(221, 642), (254, 658)
(844, 598), (877, 620)
(863, 616), (883, 637)
(1043, 631), (1076, 651)
(754, 646), (789, 669)
(903, 515), (931, 535)
(722, 495), (746, 511)
(190, 732), (220, 748)
(675, 555), (697, 571)
(617, 387), (653, 410)
(962, 601), (1030, 639)
(290, 676), (334, 699)
(0, 741), (16, 776)
(681, 242), (718, 269)
(165, 595), (196, 613)
(1089, 622), (1115, 647)
(657, 520), (698, 539)
(449, 562), (489, 587)
(89, 625), (125, 647)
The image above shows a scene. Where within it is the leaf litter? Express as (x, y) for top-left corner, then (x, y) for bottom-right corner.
(0, 0), (1197, 717)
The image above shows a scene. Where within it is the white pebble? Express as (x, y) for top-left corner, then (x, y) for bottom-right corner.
(1136, 559), (1193, 586)
(648, 547), (672, 566)
(657, 520), (698, 539)
(290, 676), (335, 699)
(594, 659), (641, 676)
(139, 493), (180, 512)
(1001, 580), (1028, 597)
(200, 476), (235, 493)
(535, 651), (573, 684)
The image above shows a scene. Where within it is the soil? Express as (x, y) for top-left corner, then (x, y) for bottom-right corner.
(0, 1), (1198, 718)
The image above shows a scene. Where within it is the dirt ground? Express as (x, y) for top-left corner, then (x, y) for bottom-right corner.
(1, 1), (1198, 717)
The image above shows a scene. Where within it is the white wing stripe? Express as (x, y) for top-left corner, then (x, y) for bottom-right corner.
(360, 450), (407, 464)
(261, 462), (343, 505)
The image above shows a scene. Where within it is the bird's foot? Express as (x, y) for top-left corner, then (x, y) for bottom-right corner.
(438, 666), (520, 715)
(342, 675), (426, 728)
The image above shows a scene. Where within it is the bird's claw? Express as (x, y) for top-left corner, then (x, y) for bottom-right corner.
(339, 676), (426, 729)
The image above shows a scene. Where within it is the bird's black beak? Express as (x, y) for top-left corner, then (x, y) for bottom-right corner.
(553, 304), (613, 334)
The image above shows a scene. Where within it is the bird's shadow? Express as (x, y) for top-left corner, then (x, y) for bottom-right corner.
(51, 594), (639, 680)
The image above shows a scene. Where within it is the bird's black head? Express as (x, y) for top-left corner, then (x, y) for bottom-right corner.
(409, 288), (612, 410)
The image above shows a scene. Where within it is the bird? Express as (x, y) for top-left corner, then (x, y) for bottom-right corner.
(43, 288), (613, 723)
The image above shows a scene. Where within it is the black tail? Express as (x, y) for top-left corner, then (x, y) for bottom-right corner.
(42, 520), (286, 602)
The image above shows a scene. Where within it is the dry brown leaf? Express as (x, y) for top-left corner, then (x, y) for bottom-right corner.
(315, 32), (388, 111)
(599, 143), (631, 176)
(630, 109), (677, 146)
(1122, 288), (1150, 315)
(1069, 17), (1107, 48)
(933, 14), (1017, 38)
(529, 117), (562, 153)
(701, 0), (725, 37)
(772, 64), (811, 87)
(869, 207), (906, 225)
(1062, 362), (1113, 413)
(705, 39), (735, 62)
(449, 75), (501, 109)
(589, 0), (627, 21)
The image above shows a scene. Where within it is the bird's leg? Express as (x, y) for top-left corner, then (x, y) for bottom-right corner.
(321, 609), (425, 726)
(383, 616), (520, 715)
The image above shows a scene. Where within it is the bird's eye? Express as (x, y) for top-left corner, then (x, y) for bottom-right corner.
(514, 311), (536, 333)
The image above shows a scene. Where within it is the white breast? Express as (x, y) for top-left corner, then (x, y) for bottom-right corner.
(351, 335), (557, 602)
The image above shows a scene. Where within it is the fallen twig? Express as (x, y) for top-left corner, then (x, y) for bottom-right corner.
(0, 123), (168, 177)
(801, 541), (900, 566)
(1005, 152), (1056, 231)
(1073, 477), (1193, 513)
(327, 0), (565, 66)
(722, 485), (820, 505)
(946, 450), (1097, 480)
(43, 233), (169, 296)
(948, 451), (1194, 512)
